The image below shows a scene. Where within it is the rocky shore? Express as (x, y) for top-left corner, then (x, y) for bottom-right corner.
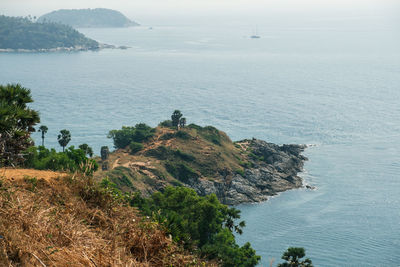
(187, 139), (308, 205)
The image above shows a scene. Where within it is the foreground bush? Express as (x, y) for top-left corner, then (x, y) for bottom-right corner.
(24, 146), (98, 174)
(0, 84), (40, 166)
(131, 186), (261, 267)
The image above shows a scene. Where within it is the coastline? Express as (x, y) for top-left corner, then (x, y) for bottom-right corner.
(187, 139), (309, 205)
(0, 44), (130, 53)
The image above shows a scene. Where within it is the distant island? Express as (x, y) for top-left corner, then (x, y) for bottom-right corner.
(0, 15), (99, 52)
(38, 8), (140, 28)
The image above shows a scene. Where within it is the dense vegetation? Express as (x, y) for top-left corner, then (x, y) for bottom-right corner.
(128, 186), (260, 266)
(38, 8), (139, 28)
(108, 123), (155, 149)
(0, 15), (99, 50)
(24, 146), (98, 174)
(0, 84), (40, 166)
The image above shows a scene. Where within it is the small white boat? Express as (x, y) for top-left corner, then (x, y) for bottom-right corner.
(250, 27), (261, 39)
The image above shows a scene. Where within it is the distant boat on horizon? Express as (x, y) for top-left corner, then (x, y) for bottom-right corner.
(250, 26), (261, 39)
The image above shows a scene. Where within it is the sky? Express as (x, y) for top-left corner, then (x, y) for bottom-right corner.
(0, 0), (398, 25)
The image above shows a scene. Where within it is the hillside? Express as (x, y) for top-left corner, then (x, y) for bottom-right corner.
(0, 170), (210, 266)
(38, 8), (140, 28)
(97, 124), (307, 205)
(0, 15), (99, 51)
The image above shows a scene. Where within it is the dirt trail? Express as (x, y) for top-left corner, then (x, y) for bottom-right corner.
(0, 168), (66, 181)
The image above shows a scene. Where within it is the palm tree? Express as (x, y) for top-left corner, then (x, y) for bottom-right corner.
(171, 110), (182, 128)
(38, 125), (48, 147)
(57, 129), (71, 152)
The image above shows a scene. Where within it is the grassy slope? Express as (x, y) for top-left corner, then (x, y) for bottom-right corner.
(0, 170), (211, 266)
(95, 125), (253, 196)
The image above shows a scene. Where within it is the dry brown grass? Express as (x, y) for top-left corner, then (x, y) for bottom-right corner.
(0, 168), (67, 181)
(0, 172), (211, 266)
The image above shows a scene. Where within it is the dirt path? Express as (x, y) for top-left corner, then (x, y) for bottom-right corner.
(0, 168), (66, 181)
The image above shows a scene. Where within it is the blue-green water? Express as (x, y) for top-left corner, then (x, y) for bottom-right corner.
(0, 21), (399, 266)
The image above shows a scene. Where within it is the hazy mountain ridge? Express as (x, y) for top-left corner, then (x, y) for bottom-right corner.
(38, 8), (140, 28)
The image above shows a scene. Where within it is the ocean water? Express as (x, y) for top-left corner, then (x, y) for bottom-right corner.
(0, 20), (399, 266)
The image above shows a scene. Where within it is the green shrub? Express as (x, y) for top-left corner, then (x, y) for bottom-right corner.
(249, 152), (264, 162)
(160, 132), (175, 140)
(187, 123), (203, 130)
(108, 123), (155, 149)
(170, 180), (183, 187)
(235, 168), (245, 176)
(159, 120), (173, 127)
(129, 142), (143, 154)
(149, 168), (166, 180)
(175, 130), (191, 140)
(24, 146), (98, 174)
(160, 130), (191, 141)
(173, 150), (195, 162)
(165, 161), (198, 183)
(144, 146), (170, 160)
(239, 160), (253, 169)
(105, 167), (137, 190)
(200, 126), (222, 146)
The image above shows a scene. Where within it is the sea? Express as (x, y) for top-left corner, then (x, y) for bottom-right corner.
(0, 16), (399, 266)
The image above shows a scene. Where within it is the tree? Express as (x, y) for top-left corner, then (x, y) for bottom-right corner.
(38, 125), (48, 147)
(278, 247), (313, 267)
(108, 124), (155, 149)
(171, 110), (182, 128)
(0, 84), (40, 166)
(58, 129), (71, 152)
(131, 186), (260, 266)
(79, 143), (93, 157)
(179, 117), (186, 128)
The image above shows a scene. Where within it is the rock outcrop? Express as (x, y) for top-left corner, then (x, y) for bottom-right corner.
(187, 139), (307, 205)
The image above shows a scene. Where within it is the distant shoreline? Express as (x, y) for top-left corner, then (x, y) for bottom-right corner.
(0, 44), (130, 53)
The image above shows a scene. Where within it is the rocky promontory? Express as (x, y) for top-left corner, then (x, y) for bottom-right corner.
(95, 123), (308, 205)
(187, 139), (307, 205)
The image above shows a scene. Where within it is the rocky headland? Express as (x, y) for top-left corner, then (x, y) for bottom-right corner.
(95, 124), (308, 205)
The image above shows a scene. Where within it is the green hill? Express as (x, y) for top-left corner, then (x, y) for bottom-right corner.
(38, 8), (140, 28)
(0, 15), (99, 51)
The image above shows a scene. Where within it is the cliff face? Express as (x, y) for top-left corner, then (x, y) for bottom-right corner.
(187, 139), (307, 205)
(95, 125), (307, 205)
